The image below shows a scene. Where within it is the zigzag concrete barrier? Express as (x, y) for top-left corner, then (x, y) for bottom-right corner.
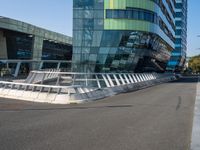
(0, 71), (177, 104)
(69, 76), (177, 104)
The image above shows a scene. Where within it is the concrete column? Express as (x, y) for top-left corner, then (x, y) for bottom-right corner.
(0, 30), (8, 59)
(32, 36), (43, 70)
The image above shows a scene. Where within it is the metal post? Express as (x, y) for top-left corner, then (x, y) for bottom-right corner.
(56, 74), (61, 86)
(6, 63), (9, 69)
(95, 75), (101, 88)
(41, 73), (46, 84)
(85, 74), (88, 87)
(39, 61), (44, 70)
(72, 74), (76, 86)
(14, 62), (21, 77)
(57, 62), (61, 69)
(29, 72), (37, 84)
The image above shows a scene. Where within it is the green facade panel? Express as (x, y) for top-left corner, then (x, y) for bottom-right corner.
(104, 0), (159, 32)
(126, 0), (156, 11)
(103, 0), (174, 37)
(104, 0), (174, 46)
(104, 0), (157, 12)
(104, 19), (151, 31)
(104, 0), (126, 9)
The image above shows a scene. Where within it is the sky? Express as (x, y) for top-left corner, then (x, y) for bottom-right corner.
(0, 0), (199, 57)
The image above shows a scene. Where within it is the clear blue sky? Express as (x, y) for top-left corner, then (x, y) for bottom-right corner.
(0, 0), (199, 56)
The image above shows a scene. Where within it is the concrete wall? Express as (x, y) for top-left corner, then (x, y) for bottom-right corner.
(0, 30), (7, 59)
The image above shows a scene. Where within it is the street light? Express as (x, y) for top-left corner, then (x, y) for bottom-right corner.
(197, 35), (200, 50)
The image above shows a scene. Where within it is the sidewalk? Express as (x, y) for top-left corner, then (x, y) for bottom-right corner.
(191, 77), (200, 150)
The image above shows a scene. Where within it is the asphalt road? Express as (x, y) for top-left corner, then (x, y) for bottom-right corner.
(0, 76), (198, 150)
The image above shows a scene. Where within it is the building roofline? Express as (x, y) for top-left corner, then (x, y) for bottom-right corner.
(0, 16), (72, 44)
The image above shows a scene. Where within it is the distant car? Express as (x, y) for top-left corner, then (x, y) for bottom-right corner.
(175, 74), (182, 79)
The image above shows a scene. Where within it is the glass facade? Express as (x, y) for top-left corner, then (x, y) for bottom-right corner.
(73, 0), (175, 73)
(42, 40), (72, 60)
(2, 29), (72, 61)
(4, 30), (33, 60)
(0, 17), (73, 61)
(167, 0), (188, 72)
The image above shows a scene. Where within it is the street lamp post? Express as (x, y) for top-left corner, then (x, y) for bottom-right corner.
(197, 35), (200, 51)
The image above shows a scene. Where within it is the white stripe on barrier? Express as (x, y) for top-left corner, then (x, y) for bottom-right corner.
(95, 75), (101, 88)
(107, 74), (115, 87)
(131, 74), (137, 83)
(128, 74), (134, 83)
(119, 74), (126, 85)
(135, 74), (141, 82)
(113, 74), (121, 86)
(102, 75), (111, 87)
(124, 74), (130, 84)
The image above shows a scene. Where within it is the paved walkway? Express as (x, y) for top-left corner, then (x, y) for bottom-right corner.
(191, 76), (200, 150)
(0, 76), (198, 150)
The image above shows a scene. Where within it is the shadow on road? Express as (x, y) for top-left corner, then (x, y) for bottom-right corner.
(0, 104), (133, 112)
(170, 76), (198, 83)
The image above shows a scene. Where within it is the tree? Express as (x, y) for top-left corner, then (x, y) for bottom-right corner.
(189, 55), (200, 73)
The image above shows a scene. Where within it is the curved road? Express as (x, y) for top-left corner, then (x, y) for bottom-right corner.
(0, 76), (198, 150)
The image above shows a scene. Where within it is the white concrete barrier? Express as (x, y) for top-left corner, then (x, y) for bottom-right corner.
(0, 72), (177, 104)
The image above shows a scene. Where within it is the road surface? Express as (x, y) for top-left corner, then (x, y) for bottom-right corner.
(0, 76), (198, 150)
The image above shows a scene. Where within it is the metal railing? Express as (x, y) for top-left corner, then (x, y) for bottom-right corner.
(0, 71), (173, 103)
(25, 71), (160, 88)
(25, 69), (61, 84)
(0, 71), (169, 96)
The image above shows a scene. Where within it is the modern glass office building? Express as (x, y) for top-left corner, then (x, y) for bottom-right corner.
(73, 0), (175, 73)
(0, 16), (73, 75)
(0, 16), (72, 61)
(167, 0), (188, 72)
